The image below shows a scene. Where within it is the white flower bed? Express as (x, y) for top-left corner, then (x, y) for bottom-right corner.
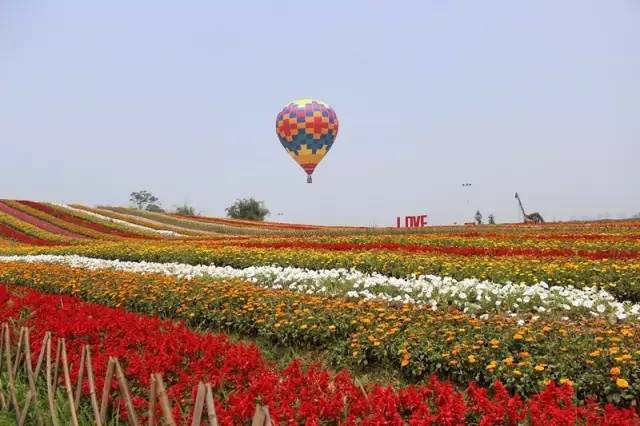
(0, 254), (638, 320)
(55, 204), (182, 237)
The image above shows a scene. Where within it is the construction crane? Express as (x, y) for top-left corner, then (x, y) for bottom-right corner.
(515, 192), (545, 224)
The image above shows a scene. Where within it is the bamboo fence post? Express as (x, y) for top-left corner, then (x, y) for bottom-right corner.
(263, 405), (272, 426)
(11, 327), (25, 380)
(0, 327), (277, 426)
(252, 404), (273, 426)
(17, 391), (31, 426)
(99, 357), (116, 425)
(205, 384), (219, 426)
(52, 338), (62, 395)
(73, 344), (86, 410)
(148, 374), (157, 426)
(21, 328), (43, 426)
(190, 382), (206, 426)
(0, 325), (7, 411)
(0, 389), (6, 411)
(84, 346), (102, 425)
(4, 324), (22, 421)
(60, 339), (80, 426)
(153, 373), (176, 426)
(33, 331), (50, 379)
(114, 358), (141, 426)
(45, 336), (60, 426)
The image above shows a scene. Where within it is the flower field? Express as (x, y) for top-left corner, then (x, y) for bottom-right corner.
(3, 284), (638, 424)
(0, 200), (639, 424)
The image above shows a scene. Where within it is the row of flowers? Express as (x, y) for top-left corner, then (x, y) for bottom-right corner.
(3, 283), (637, 425)
(303, 231), (640, 251)
(0, 260), (638, 404)
(0, 200), (85, 238)
(231, 237), (640, 261)
(0, 222), (59, 246)
(1, 254), (638, 320)
(15, 200), (154, 239)
(5, 200), (146, 239)
(0, 212), (74, 246)
(72, 204), (209, 236)
(5, 240), (639, 302)
(104, 206), (295, 236)
(1, 199), (127, 240)
(56, 203), (183, 237)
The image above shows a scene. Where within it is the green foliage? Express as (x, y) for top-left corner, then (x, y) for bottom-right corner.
(129, 190), (163, 212)
(225, 198), (270, 221)
(0, 371), (123, 425)
(145, 204), (165, 213)
(175, 204), (196, 216)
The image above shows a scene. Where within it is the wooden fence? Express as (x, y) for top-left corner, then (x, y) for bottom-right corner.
(0, 323), (273, 425)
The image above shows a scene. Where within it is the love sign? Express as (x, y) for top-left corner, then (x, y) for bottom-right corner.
(396, 215), (428, 228)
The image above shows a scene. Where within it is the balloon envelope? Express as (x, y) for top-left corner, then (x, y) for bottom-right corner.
(275, 99), (339, 182)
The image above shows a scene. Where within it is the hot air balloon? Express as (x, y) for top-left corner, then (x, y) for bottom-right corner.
(275, 98), (339, 183)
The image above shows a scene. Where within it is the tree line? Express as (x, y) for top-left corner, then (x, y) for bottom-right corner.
(129, 190), (270, 221)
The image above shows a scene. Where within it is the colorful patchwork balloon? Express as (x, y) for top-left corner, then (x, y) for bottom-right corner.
(276, 99), (339, 183)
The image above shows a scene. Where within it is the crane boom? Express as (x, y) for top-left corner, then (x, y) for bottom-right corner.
(515, 192), (527, 219)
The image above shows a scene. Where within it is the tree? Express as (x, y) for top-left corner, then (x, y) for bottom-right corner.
(632, 212), (640, 219)
(474, 210), (483, 225)
(225, 198), (270, 221)
(146, 204), (165, 213)
(488, 214), (495, 225)
(130, 190), (163, 212)
(175, 204), (196, 216)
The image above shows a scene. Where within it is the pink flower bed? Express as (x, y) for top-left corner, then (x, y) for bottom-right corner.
(0, 201), (85, 238)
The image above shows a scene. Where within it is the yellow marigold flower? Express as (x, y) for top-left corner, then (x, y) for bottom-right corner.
(401, 357), (410, 367)
(513, 369), (522, 377)
(616, 378), (629, 389)
(467, 355), (476, 364)
(519, 351), (529, 358)
(559, 378), (573, 387)
(489, 338), (500, 346)
(513, 333), (523, 340)
(534, 364), (545, 372)
(610, 367), (621, 377)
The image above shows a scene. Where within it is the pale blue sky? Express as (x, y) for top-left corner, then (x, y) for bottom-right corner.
(1, 1), (638, 225)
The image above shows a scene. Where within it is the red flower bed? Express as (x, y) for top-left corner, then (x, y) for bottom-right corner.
(16, 201), (152, 239)
(0, 224), (61, 246)
(0, 284), (637, 425)
(236, 240), (640, 260)
(0, 201), (86, 238)
(417, 232), (640, 242)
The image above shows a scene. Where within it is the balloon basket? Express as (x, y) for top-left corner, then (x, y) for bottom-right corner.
(307, 175), (312, 184)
